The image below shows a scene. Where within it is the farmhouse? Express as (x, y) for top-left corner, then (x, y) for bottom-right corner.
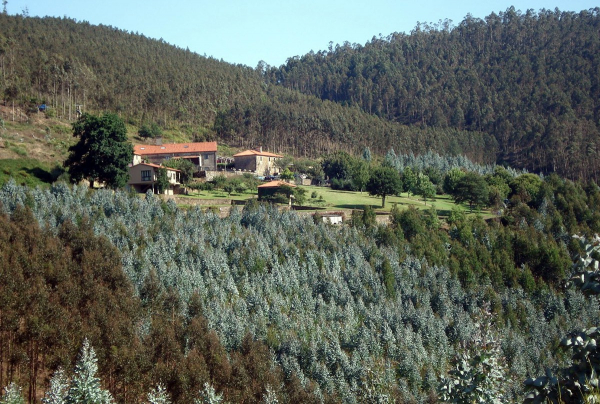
(233, 147), (283, 176)
(128, 163), (181, 195)
(133, 142), (218, 172)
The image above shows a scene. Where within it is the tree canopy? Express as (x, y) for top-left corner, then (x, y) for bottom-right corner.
(366, 166), (402, 207)
(451, 172), (490, 212)
(64, 113), (133, 189)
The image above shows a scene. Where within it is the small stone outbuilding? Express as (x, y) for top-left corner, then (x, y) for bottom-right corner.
(233, 147), (283, 176)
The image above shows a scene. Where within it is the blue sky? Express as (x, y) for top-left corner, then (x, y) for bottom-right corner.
(6, 0), (599, 68)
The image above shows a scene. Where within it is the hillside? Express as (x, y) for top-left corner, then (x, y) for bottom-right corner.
(0, 13), (492, 166)
(271, 7), (600, 180)
(1, 8), (599, 180)
(1, 173), (600, 402)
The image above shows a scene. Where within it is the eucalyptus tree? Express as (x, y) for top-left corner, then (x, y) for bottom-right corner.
(65, 339), (113, 404)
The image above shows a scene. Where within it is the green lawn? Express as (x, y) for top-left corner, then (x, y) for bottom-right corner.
(307, 187), (494, 218)
(180, 184), (491, 218)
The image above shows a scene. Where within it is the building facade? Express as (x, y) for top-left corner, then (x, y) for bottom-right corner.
(133, 142), (218, 172)
(233, 147), (283, 176)
(128, 163), (181, 195)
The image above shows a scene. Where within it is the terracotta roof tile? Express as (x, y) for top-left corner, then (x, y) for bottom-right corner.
(233, 149), (283, 158)
(134, 142), (217, 155)
(257, 180), (296, 188)
(134, 163), (181, 172)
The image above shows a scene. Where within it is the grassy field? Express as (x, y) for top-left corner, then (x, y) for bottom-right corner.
(0, 158), (66, 188)
(180, 184), (489, 218)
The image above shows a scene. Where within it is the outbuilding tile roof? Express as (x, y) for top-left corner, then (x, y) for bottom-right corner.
(233, 149), (283, 158)
(257, 180), (296, 188)
(134, 142), (217, 155)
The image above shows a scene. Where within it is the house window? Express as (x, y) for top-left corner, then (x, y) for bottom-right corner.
(204, 154), (210, 160)
(141, 170), (152, 181)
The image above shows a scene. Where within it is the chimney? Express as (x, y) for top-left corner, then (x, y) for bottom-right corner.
(155, 136), (163, 146)
(255, 146), (262, 153)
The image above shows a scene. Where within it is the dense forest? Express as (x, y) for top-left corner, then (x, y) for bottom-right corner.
(271, 7), (600, 180)
(0, 13), (494, 163)
(1, 171), (600, 402)
(2, 8), (600, 179)
(2, 6), (600, 403)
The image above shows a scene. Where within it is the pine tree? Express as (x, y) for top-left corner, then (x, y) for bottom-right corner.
(65, 338), (113, 404)
(262, 385), (279, 404)
(195, 383), (224, 404)
(42, 368), (70, 404)
(147, 384), (171, 404)
(0, 383), (24, 404)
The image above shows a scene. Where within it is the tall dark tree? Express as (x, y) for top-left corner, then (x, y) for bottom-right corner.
(452, 172), (489, 212)
(64, 113), (133, 189)
(164, 158), (195, 184)
(366, 166), (402, 208)
(155, 167), (169, 194)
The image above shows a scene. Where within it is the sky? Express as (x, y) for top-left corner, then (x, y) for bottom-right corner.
(5, 0), (599, 68)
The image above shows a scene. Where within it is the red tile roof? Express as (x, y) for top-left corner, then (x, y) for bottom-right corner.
(257, 180), (296, 188)
(134, 142), (217, 155)
(233, 149), (283, 158)
(135, 163), (180, 172)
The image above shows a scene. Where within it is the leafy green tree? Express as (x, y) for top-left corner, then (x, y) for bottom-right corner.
(351, 159), (370, 192)
(274, 155), (294, 172)
(416, 173), (436, 205)
(292, 187), (307, 206)
(443, 167), (466, 195)
(452, 172), (489, 212)
(223, 177), (246, 196)
(64, 113), (133, 189)
(223, 180), (235, 196)
(510, 173), (542, 203)
(423, 166), (443, 185)
(322, 151), (353, 181)
(211, 174), (227, 190)
(394, 206), (425, 241)
(164, 158), (195, 184)
(351, 205), (377, 231)
(382, 258), (396, 299)
(66, 338), (113, 404)
(155, 167), (169, 194)
(366, 166), (402, 208)
(138, 122), (162, 139)
(279, 168), (294, 181)
(402, 166), (417, 197)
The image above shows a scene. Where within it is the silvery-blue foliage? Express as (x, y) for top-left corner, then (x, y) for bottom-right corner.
(42, 367), (70, 404)
(66, 338), (113, 404)
(146, 384), (171, 404)
(0, 383), (24, 404)
(194, 383), (223, 404)
(1, 185), (597, 402)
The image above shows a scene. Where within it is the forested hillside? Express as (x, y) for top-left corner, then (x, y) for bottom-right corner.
(3, 8), (600, 179)
(0, 13), (494, 163)
(1, 173), (600, 402)
(271, 7), (600, 180)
